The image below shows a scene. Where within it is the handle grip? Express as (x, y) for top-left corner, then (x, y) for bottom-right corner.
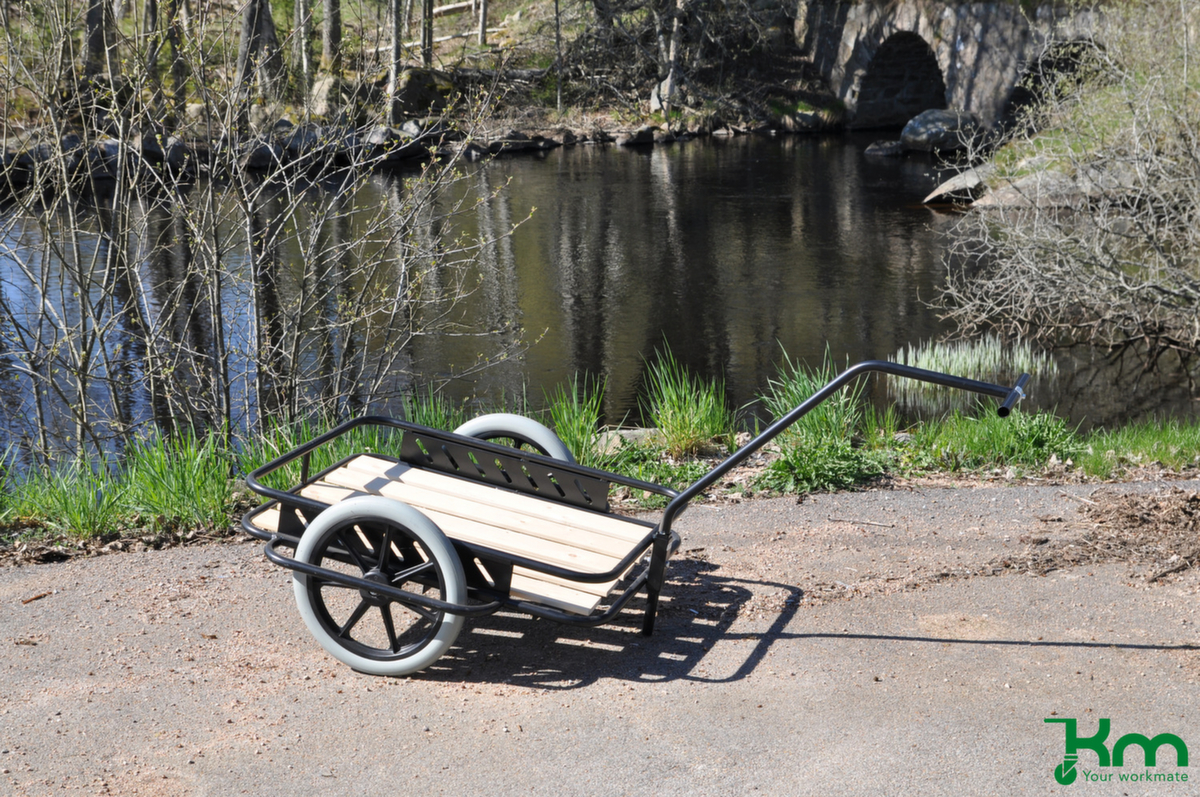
(997, 373), (1031, 417)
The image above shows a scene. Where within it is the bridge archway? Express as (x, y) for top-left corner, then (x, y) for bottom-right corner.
(851, 32), (946, 129)
(1002, 39), (1105, 128)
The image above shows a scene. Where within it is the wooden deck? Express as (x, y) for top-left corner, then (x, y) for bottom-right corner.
(247, 455), (655, 615)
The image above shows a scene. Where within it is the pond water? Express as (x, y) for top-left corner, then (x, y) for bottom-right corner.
(1, 132), (1196, 458)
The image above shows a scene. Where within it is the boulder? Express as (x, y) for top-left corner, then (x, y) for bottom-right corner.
(922, 165), (993, 204)
(864, 140), (905, 157)
(391, 69), (456, 117)
(615, 126), (656, 146)
(900, 109), (979, 152)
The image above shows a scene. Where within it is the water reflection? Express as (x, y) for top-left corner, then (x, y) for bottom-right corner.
(0, 134), (1195, 461)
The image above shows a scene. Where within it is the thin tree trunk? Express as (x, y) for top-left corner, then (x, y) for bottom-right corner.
(321, 0), (342, 72)
(387, 0), (404, 124)
(422, 0), (433, 67)
(144, 0), (163, 112)
(293, 0), (313, 99)
(477, 0), (487, 46)
(166, 0), (187, 124)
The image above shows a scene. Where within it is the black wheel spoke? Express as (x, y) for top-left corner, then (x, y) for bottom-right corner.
(338, 599), (371, 639)
(377, 526), (393, 571)
(335, 532), (371, 573)
(390, 560), (435, 585)
(404, 602), (439, 624)
(380, 604), (399, 652)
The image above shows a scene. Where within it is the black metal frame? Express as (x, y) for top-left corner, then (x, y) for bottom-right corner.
(244, 361), (1029, 636)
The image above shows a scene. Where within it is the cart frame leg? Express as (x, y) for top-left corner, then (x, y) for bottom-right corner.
(641, 532), (671, 636)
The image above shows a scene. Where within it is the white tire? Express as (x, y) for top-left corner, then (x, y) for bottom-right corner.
(453, 413), (576, 462)
(292, 496), (465, 676)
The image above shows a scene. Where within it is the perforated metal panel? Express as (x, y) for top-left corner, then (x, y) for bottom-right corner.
(399, 429), (610, 513)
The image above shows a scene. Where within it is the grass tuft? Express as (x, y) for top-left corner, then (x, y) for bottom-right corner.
(642, 348), (736, 458)
(125, 429), (234, 528)
(546, 375), (608, 468)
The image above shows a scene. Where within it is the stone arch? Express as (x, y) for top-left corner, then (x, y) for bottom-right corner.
(1002, 38), (1106, 128)
(850, 31), (946, 130)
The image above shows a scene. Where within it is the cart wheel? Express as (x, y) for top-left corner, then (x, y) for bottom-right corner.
(454, 413), (576, 463)
(292, 496), (466, 676)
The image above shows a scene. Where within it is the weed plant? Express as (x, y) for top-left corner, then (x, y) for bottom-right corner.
(761, 349), (864, 441)
(643, 349), (736, 458)
(546, 375), (608, 468)
(23, 459), (125, 538)
(401, 387), (467, 432)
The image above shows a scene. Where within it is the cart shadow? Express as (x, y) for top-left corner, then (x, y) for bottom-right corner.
(418, 559), (798, 689)
(412, 558), (1200, 689)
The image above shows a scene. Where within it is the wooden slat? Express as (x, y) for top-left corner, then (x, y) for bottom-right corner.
(509, 572), (603, 615)
(249, 506), (282, 534)
(325, 462), (643, 560)
(345, 455), (648, 542)
(312, 473), (620, 575)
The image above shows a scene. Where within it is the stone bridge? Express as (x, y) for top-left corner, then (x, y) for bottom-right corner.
(793, 0), (1101, 129)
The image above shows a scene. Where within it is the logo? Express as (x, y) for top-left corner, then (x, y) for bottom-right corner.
(1045, 718), (1189, 785)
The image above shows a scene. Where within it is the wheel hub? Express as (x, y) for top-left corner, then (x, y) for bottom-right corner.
(359, 569), (392, 606)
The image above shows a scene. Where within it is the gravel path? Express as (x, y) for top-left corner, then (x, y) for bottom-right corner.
(2, 480), (1198, 795)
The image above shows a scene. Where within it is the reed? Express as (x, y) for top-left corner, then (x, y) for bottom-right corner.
(761, 348), (864, 442)
(19, 459), (125, 538)
(890, 335), (1057, 415)
(400, 387), (468, 432)
(642, 349), (737, 458)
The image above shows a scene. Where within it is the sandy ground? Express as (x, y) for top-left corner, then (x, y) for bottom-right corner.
(2, 479), (1198, 796)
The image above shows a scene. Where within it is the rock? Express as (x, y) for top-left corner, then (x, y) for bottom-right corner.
(488, 130), (538, 154)
(87, 138), (125, 178)
(390, 69), (456, 117)
(282, 124), (326, 160)
(363, 125), (425, 162)
(922, 165), (992, 204)
(972, 171), (1082, 209)
(900, 109), (979, 153)
(454, 141), (489, 161)
(780, 111), (835, 133)
(615, 126), (656, 146)
(864, 140), (905, 157)
(239, 138), (282, 171)
(136, 132), (192, 171)
(653, 128), (677, 144)
(400, 117), (452, 141)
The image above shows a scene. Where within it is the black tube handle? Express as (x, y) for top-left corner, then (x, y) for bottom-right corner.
(997, 373), (1031, 418)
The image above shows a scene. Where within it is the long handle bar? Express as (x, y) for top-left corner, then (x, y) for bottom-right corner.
(657, 360), (1030, 539)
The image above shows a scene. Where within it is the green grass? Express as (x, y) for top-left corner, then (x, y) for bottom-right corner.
(17, 459), (126, 538)
(2, 370), (1199, 540)
(545, 375), (608, 468)
(907, 408), (1084, 472)
(1078, 419), (1200, 478)
(642, 348), (736, 458)
(762, 348), (864, 442)
(125, 429), (235, 528)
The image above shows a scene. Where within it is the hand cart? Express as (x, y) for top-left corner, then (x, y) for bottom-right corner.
(243, 361), (1030, 676)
